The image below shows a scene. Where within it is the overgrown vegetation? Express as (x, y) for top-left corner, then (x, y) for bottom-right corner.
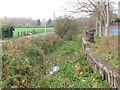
(2, 33), (109, 88)
(40, 34), (109, 88)
(2, 33), (63, 88)
(90, 35), (119, 68)
(1, 15), (110, 88)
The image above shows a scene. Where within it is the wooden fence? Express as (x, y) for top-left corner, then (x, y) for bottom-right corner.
(17, 29), (37, 37)
(82, 37), (120, 89)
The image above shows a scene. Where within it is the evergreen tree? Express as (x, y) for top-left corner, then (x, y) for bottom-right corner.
(37, 19), (41, 26)
(48, 19), (52, 24)
(0, 24), (15, 38)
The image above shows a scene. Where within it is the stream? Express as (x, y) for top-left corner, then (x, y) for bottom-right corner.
(44, 50), (78, 77)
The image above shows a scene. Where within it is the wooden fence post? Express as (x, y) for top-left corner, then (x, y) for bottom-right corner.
(21, 32), (22, 36)
(24, 31), (26, 36)
(18, 32), (20, 37)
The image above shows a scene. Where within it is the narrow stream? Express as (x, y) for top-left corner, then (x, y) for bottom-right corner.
(45, 65), (60, 77)
(44, 50), (78, 77)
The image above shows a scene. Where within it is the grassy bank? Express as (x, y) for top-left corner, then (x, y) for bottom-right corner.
(90, 35), (119, 68)
(2, 33), (109, 88)
(40, 34), (109, 88)
(2, 33), (62, 88)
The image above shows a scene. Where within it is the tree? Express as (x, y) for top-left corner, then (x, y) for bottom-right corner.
(65, 0), (114, 36)
(0, 24), (15, 38)
(36, 19), (41, 26)
(1, 17), (38, 28)
(48, 19), (52, 24)
(105, 0), (110, 36)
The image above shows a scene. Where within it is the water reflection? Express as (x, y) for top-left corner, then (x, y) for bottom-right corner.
(102, 26), (120, 35)
(45, 65), (60, 77)
(98, 26), (120, 35)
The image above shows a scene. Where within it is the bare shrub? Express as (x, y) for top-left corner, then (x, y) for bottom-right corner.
(55, 16), (80, 40)
(2, 37), (32, 56)
(42, 33), (63, 54)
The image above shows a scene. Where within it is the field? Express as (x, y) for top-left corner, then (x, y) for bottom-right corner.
(13, 27), (54, 38)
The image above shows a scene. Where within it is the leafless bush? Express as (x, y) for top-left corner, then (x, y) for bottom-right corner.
(55, 16), (80, 40)
(55, 16), (96, 41)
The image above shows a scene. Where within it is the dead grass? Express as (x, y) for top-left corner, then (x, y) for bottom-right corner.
(2, 37), (32, 58)
(90, 35), (119, 68)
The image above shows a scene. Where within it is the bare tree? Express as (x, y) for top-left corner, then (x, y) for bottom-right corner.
(64, 0), (114, 36)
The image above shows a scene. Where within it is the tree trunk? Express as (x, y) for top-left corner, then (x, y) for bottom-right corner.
(96, 17), (99, 36)
(99, 13), (103, 37)
(105, 0), (110, 36)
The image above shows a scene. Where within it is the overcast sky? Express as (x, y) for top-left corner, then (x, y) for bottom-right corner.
(0, 0), (119, 20)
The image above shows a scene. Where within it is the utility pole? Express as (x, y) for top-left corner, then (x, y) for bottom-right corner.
(43, 19), (46, 34)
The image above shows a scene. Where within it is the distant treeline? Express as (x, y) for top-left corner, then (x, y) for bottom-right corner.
(0, 17), (54, 28)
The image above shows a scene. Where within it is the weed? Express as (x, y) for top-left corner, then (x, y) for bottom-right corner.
(90, 35), (119, 68)
(40, 34), (109, 88)
(2, 33), (62, 88)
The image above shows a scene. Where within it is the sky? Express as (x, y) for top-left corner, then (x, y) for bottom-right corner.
(0, 0), (119, 20)
(0, 0), (66, 20)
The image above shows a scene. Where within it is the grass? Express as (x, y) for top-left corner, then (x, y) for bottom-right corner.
(2, 33), (109, 88)
(90, 35), (119, 68)
(40, 34), (109, 88)
(13, 27), (53, 38)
